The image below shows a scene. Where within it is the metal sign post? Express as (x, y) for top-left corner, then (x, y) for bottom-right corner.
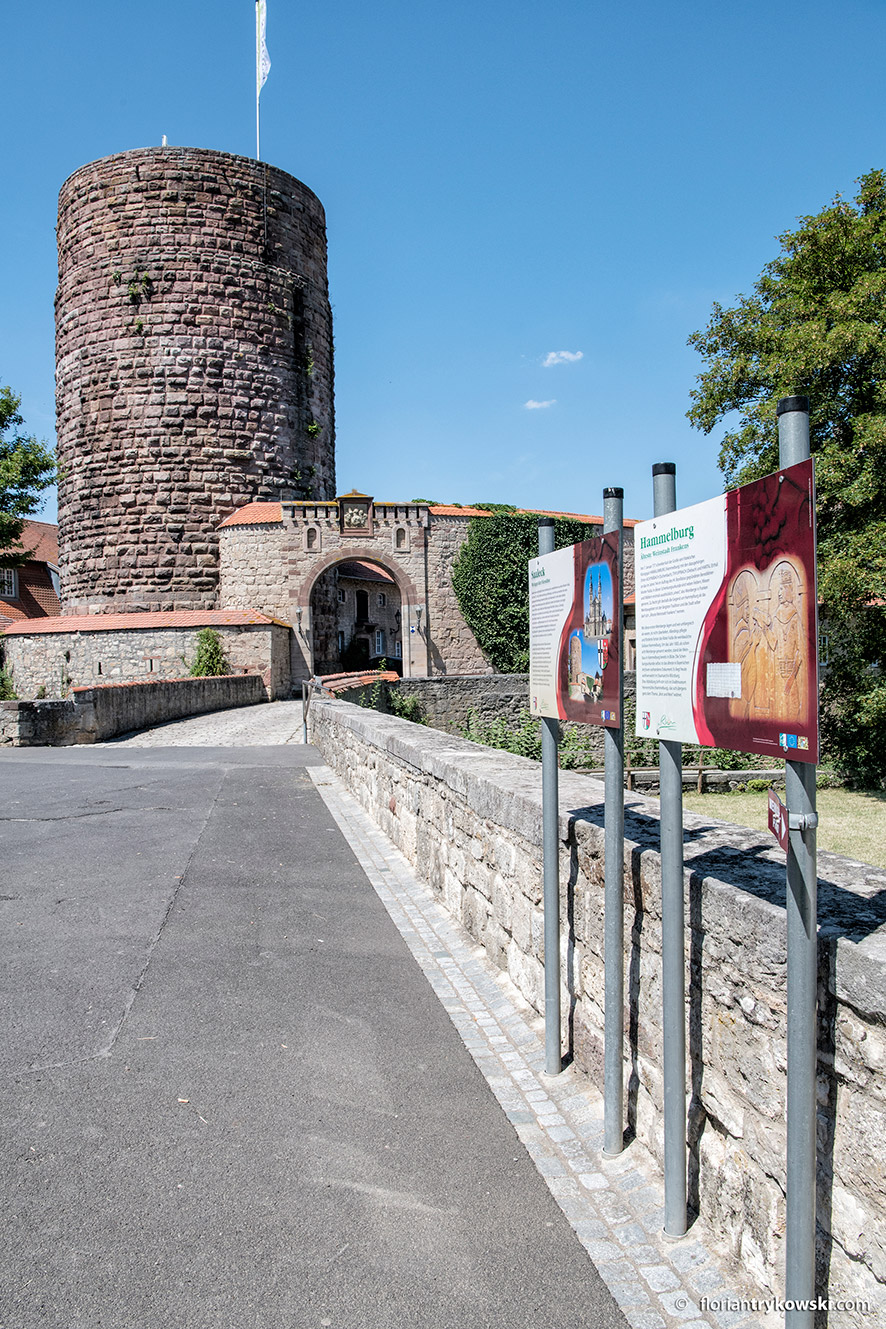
(603, 487), (626, 1156)
(538, 517), (562, 1076)
(652, 461), (688, 1239)
(777, 396), (819, 1328)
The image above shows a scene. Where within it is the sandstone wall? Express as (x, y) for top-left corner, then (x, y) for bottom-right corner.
(424, 513), (493, 674)
(393, 673), (530, 732)
(56, 147), (335, 613)
(2, 622), (290, 700)
(309, 697), (886, 1324)
(219, 522), (289, 618)
(0, 674), (267, 746)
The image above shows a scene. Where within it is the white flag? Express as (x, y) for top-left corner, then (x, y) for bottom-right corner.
(257, 0), (271, 92)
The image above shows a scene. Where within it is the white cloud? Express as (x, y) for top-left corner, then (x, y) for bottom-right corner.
(524, 399), (556, 410)
(543, 350), (584, 367)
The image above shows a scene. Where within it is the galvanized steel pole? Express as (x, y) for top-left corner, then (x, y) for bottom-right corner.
(778, 396), (818, 1328)
(538, 518), (562, 1076)
(653, 461), (687, 1238)
(603, 487), (626, 1156)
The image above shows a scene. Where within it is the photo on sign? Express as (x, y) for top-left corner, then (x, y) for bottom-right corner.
(558, 541), (621, 727)
(529, 535), (620, 726)
(566, 561), (614, 704)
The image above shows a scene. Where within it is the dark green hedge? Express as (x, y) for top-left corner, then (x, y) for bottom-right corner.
(452, 512), (593, 673)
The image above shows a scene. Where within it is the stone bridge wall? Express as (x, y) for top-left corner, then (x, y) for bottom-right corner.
(2, 621), (290, 700)
(0, 673), (268, 745)
(309, 696), (886, 1322)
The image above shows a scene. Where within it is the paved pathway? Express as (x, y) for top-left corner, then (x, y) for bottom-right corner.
(1, 742), (622, 1329)
(105, 698), (307, 746)
(2, 703), (778, 1329)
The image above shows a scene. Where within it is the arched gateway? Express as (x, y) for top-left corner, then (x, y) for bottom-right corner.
(218, 492), (496, 682)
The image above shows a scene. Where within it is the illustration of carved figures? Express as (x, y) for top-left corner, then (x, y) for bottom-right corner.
(727, 559), (807, 723)
(771, 562), (806, 720)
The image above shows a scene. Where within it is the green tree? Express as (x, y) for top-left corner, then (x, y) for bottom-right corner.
(0, 386), (56, 564)
(687, 170), (886, 784)
(452, 511), (592, 673)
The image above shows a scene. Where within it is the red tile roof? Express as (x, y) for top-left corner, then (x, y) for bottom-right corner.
(17, 519), (59, 564)
(218, 502), (283, 528)
(318, 669), (399, 693)
(0, 561), (61, 623)
(427, 505), (498, 517)
(2, 608), (285, 637)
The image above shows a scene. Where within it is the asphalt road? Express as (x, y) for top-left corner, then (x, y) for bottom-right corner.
(1, 743), (627, 1329)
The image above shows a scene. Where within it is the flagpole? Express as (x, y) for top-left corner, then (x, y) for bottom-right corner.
(255, 0), (261, 160)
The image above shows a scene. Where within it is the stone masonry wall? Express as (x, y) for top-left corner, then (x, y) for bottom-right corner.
(0, 674), (267, 746)
(218, 504), (638, 685)
(2, 623), (290, 700)
(392, 674), (530, 733)
(309, 697), (886, 1324)
(219, 522), (289, 619)
(56, 147), (335, 613)
(423, 513), (493, 675)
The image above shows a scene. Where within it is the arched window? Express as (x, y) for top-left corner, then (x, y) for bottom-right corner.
(306, 527), (318, 549)
(395, 527), (406, 549)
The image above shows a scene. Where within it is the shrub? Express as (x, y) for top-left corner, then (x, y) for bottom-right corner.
(189, 628), (230, 677)
(0, 664), (16, 700)
(388, 691), (426, 724)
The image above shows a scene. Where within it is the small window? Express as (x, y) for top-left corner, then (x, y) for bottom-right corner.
(306, 527), (318, 549)
(394, 640), (402, 659)
(375, 629), (385, 655)
(337, 630), (345, 654)
(0, 568), (17, 599)
(395, 528), (406, 549)
(337, 588), (346, 603)
(378, 592), (387, 607)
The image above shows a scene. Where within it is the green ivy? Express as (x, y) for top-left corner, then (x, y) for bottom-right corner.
(451, 512), (592, 672)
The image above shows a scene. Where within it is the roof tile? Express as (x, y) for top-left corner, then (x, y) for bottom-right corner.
(218, 503), (283, 528)
(2, 608), (284, 637)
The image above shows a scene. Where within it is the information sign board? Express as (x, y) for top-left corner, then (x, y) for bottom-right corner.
(634, 459), (818, 762)
(528, 535), (620, 726)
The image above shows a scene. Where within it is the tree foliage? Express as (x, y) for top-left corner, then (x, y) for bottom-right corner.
(189, 628), (231, 677)
(452, 512), (592, 673)
(0, 386), (56, 564)
(688, 171), (886, 783)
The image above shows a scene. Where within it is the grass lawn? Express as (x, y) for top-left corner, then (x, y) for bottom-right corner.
(679, 786), (886, 870)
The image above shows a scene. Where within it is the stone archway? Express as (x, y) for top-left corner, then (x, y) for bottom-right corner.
(294, 547), (428, 679)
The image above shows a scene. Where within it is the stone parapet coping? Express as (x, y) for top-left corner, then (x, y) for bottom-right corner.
(2, 609), (288, 636)
(310, 695), (886, 1017)
(308, 696), (886, 1317)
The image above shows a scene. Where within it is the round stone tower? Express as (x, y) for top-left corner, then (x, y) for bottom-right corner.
(55, 146), (335, 612)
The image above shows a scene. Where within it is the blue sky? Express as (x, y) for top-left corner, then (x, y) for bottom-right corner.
(4, 0), (886, 525)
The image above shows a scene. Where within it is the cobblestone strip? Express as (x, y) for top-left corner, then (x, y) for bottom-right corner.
(307, 764), (780, 1329)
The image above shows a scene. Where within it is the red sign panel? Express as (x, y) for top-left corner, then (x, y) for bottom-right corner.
(768, 789), (790, 852)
